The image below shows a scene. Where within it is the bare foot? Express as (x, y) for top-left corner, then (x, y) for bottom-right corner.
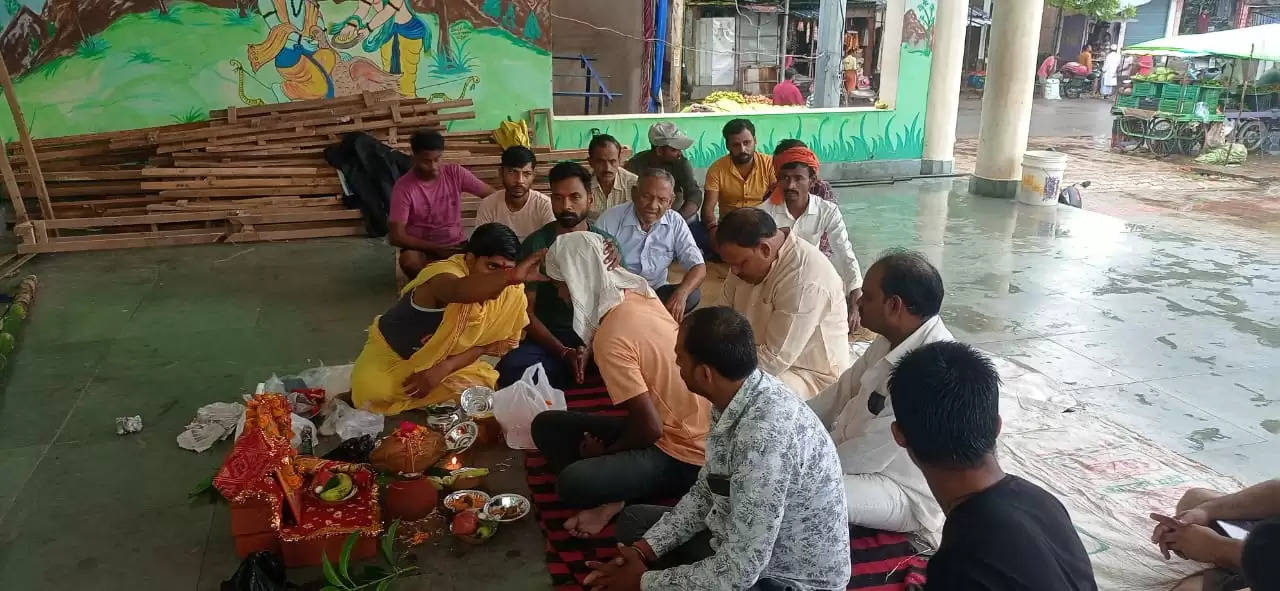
(565, 501), (625, 538)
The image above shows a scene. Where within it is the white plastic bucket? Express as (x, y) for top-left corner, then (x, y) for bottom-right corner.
(1018, 151), (1067, 206)
(1043, 78), (1061, 100)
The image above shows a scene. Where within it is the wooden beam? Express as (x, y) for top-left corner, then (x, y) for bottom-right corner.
(0, 57), (53, 220)
(0, 135), (27, 222)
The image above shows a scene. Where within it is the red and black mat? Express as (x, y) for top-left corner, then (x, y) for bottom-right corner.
(525, 385), (928, 590)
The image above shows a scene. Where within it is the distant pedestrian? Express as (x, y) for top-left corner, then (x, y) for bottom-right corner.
(1101, 45), (1122, 97)
(772, 68), (806, 107)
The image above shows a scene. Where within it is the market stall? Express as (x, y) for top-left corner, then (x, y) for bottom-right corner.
(1112, 24), (1280, 156)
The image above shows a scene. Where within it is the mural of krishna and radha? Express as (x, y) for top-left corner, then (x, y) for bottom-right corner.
(0, 0), (552, 139)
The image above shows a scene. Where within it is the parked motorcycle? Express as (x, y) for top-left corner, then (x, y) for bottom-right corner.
(1058, 63), (1098, 99)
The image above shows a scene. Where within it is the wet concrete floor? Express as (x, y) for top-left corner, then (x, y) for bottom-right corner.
(0, 177), (1273, 589)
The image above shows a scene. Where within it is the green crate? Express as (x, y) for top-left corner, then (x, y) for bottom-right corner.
(1182, 85), (1202, 100)
(1117, 95), (1139, 108)
(1161, 84), (1185, 98)
(1157, 98), (1183, 113)
(1132, 81), (1159, 97)
(1200, 88), (1222, 109)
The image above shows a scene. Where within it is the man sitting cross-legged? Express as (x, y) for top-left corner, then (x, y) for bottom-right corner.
(888, 341), (1097, 590)
(757, 145), (865, 334)
(808, 249), (951, 537)
(585, 306), (851, 591)
(530, 231), (710, 538)
(493, 161), (620, 390)
(1150, 479), (1280, 591)
(717, 207), (850, 400)
(389, 130), (495, 279)
(596, 168), (706, 322)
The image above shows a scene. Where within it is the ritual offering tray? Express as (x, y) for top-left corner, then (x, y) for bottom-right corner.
(442, 489), (490, 513)
(482, 493), (531, 522)
(460, 386), (495, 418)
(444, 421), (478, 453)
(450, 509), (498, 545)
(426, 402), (463, 431)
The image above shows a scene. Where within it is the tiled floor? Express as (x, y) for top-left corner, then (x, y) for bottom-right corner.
(0, 177), (1274, 589)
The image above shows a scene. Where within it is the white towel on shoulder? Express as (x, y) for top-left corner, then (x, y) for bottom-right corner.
(544, 231), (655, 344)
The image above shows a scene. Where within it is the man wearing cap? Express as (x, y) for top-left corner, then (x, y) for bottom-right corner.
(625, 122), (702, 220)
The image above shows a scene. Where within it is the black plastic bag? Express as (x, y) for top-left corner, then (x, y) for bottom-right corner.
(221, 552), (294, 591)
(323, 434), (376, 464)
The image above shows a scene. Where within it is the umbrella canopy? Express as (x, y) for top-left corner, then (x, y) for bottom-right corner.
(1124, 23), (1280, 61)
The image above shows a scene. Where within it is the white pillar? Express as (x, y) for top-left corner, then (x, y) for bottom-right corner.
(812, 0), (844, 108)
(920, 0), (968, 174)
(877, 0), (905, 108)
(969, 0), (1044, 199)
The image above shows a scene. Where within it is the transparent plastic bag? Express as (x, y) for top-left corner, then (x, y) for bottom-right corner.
(492, 364), (566, 450)
(319, 399), (385, 441)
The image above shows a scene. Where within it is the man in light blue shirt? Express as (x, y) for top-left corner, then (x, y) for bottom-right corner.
(597, 168), (707, 322)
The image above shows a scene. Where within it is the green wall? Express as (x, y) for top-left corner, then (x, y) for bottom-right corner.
(0, 1), (550, 140)
(552, 1), (937, 167)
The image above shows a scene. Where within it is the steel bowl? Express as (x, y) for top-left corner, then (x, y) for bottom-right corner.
(460, 386), (495, 417)
(482, 493), (531, 522)
(445, 421), (478, 452)
(442, 489), (490, 513)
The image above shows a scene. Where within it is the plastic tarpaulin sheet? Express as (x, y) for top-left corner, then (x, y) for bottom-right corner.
(988, 354), (1241, 590)
(1124, 23), (1280, 61)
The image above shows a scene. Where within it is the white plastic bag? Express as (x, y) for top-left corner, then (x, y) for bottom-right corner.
(176, 402), (245, 453)
(297, 363), (354, 400)
(319, 399), (385, 441)
(492, 363), (566, 450)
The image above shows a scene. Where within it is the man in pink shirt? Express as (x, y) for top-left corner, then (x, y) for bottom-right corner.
(772, 68), (806, 106)
(390, 130), (495, 279)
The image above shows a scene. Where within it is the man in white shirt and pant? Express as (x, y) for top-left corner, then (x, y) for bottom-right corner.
(756, 147), (865, 334)
(808, 248), (951, 541)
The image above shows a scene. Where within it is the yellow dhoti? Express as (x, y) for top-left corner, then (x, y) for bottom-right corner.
(380, 34), (423, 97)
(352, 256), (528, 415)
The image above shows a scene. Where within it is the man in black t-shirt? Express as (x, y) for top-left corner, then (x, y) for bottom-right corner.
(887, 341), (1097, 591)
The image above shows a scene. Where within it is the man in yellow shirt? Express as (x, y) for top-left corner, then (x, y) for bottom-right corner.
(692, 119), (772, 259)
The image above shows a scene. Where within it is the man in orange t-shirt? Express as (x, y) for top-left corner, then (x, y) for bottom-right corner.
(530, 232), (711, 538)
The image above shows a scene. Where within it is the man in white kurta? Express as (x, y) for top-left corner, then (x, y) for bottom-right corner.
(808, 249), (951, 539)
(716, 208), (850, 399)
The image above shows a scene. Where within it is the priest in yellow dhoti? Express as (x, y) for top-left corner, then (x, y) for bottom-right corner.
(352, 223), (539, 415)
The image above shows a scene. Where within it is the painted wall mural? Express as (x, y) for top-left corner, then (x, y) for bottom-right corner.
(553, 0), (937, 168)
(0, 0), (551, 139)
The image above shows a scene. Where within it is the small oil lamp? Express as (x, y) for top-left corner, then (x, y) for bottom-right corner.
(443, 455), (463, 471)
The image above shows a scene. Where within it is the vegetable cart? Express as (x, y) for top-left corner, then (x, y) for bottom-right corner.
(1114, 24), (1280, 155)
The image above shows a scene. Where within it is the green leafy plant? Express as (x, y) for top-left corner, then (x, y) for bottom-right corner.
(33, 56), (70, 80)
(1048, 0), (1138, 21)
(128, 49), (166, 64)
(76, 36), (111, 60)
(171, 106), (208, 123)
(321, 520), (417, 591)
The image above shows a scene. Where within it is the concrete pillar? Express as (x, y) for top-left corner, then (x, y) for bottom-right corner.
(878, 0), (905, 108)
(812, 0), (844, 108)
(968, 0), (1044, 199)
(920, 0), (968, 175)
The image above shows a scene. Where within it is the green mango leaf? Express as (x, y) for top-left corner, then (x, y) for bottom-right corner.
(338, 532), (359, 584)
(320, 587), (344, 591)
(375, 580), (392, 591)
(321, 553), (344, 586)
(381, 520), (400, 566)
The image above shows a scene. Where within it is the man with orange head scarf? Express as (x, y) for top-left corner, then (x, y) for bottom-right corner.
(756, 146), (865, 333)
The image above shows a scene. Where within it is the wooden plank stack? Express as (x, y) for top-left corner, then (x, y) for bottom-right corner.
(3, 92), (601, 254)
